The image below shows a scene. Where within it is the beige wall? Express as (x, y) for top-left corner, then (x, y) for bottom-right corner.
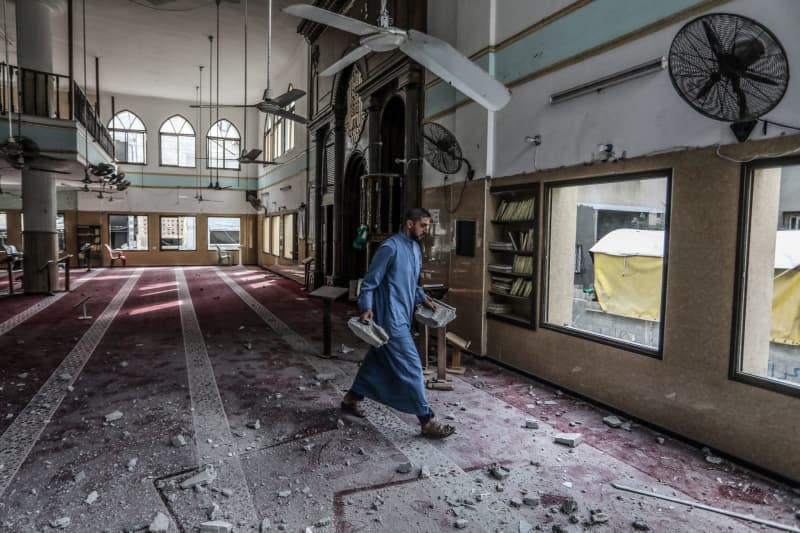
(423, 134), (800, 482)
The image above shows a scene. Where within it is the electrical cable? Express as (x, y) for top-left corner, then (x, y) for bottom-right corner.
(715, 144), (800, 164)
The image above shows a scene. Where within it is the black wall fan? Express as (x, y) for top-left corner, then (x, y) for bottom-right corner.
(422, 122), (474, 180)
(668, 13), (789, 141)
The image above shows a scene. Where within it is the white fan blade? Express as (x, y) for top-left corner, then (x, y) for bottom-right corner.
(320, 45), (371, 77)
(283, 5), (380, 36)
(400, 29), (511, 112)
(269, 107), (308, 125)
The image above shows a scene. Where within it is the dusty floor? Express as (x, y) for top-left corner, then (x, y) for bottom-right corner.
(0, 266), (798, 533)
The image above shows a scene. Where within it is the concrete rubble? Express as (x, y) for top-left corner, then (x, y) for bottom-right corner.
(104, 410), (123, 422)
(148, 512), (170, 532)
(554, 433), (583, 447)
(180, 466), (217, 489)
(199, 520), (233, 533)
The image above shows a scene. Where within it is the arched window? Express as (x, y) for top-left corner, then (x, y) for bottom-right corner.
(108, 110), (146, 164)
(263, 84), (296, 162)
(160, 115), (195, 167)
(207, 119), (240, 170)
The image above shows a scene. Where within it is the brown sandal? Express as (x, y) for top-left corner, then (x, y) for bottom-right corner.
(421, 419), (456, 439)
(341, 400), (367, 418)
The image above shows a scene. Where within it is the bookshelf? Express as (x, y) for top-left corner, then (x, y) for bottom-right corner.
(487, 185), (537, 328)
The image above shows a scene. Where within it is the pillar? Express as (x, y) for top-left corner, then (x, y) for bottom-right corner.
(546, 186), (578, 326)
(16, 0), (60, 293)
(401, 67), (424, 211)
(742, 167), (782, 376)
(16, 0), (59, 116)
(22, 170), (58, 293)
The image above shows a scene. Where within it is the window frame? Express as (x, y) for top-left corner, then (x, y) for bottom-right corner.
(159, 114), (196, 168)
(207, 216), (241, 251)
(108, 110), (147, 165)
(540, 170), (672, 358)
(108, 214), (149, 251)
(206, 119), (241, 170)
(263, 216), (271, 254)
(158, 215), (197, 251)
(731, 156), (800, 398)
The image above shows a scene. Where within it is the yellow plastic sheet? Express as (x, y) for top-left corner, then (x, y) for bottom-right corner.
(592, 254), (663, 321)
(771, 268), (800, 345)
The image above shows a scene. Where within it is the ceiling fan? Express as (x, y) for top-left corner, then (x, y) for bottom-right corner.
(283, 0), (511, 112)
(191, 0), (307, 124)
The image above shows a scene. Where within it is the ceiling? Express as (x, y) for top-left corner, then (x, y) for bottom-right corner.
(9, 0), (312, 104)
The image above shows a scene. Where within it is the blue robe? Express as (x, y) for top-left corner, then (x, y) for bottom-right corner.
(350, 232), (430, 417)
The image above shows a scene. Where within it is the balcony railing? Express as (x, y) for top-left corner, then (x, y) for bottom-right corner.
(0, 63), (114, 158)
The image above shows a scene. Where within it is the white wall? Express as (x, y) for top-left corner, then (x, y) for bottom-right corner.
(426, 0), (800, 181)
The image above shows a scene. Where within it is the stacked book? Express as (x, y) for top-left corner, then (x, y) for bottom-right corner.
(506, 230), (535, 251)
(512, 255), (533, 275)
(491, 275), (514, 294)
(487, 302), (513, 314)
(496, 197), (535, 222)
(489, 240), (515, 251)
(488, 264), (513, 274)
(510, 278), (533, 297)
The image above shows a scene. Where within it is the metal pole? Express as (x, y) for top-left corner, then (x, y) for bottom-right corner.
(68, 0), (74, 119)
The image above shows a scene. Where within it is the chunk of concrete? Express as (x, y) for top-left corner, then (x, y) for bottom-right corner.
(199, 521), (233, 533)
(104, 410), (123, 422)
(518, 519), (533, 533)
(247, 420), (261, 430)
(277, 490), (292, 498)
(260, 517), (272, 531)
(148, 512), (170, 532)
(559, 498), (578, 515)
(488, 463), (510, 480)
(85, 490), (99, 505)
(180, 467), (216, 489)
(419, 465), (431, 479)
(554, 433), (583, 447)
(171, 435), (187, 447)
(315, 372), (336, 381)
(705, 454), (723, 465)
(49, 517), (71, 529)
(454, 519), (468, 529)
(602, 415), (623, 428)
(632, 520), (650, 531)
(396, 462), (412, 474)
(523, 419), (539, 429)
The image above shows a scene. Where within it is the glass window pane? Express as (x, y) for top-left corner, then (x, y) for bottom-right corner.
(56, 214), (65, 252)
(544, 175), (669, 351)
(110, 215), (148, 250)
(178, 135), (195, 167)
(0, 212), (7, 242)
(740, 163), (800, 387)
(263, 217), (270, 253)
(283, 213), (294, 259)
(160, 216), (196, 250)
(271, 216), (280, 256)
(161, 135), (178, 166)
(208, 217), (240, 248)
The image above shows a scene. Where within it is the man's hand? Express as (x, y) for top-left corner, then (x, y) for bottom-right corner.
(422, 297), (436, 310)
(360, 309), (374, 323)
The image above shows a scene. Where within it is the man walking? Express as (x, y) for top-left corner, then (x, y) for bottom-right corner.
(341, 208), (456, 438)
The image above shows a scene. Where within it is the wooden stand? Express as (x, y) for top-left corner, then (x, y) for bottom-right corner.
(308, 285), (349, 358)
(426, 326), (453, 391)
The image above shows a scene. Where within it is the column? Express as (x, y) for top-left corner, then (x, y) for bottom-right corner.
(16, 0), (58, 116)
(401, 67), (424, 211)
(16, 0), (60, 294)
(742, 167), (781, 375)
(22, 170), (58, 293)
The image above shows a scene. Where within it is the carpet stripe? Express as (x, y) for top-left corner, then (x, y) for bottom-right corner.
(0, 268), (104, 337)
(0, 268), (143, 497)
(175, 268), (258, 525)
